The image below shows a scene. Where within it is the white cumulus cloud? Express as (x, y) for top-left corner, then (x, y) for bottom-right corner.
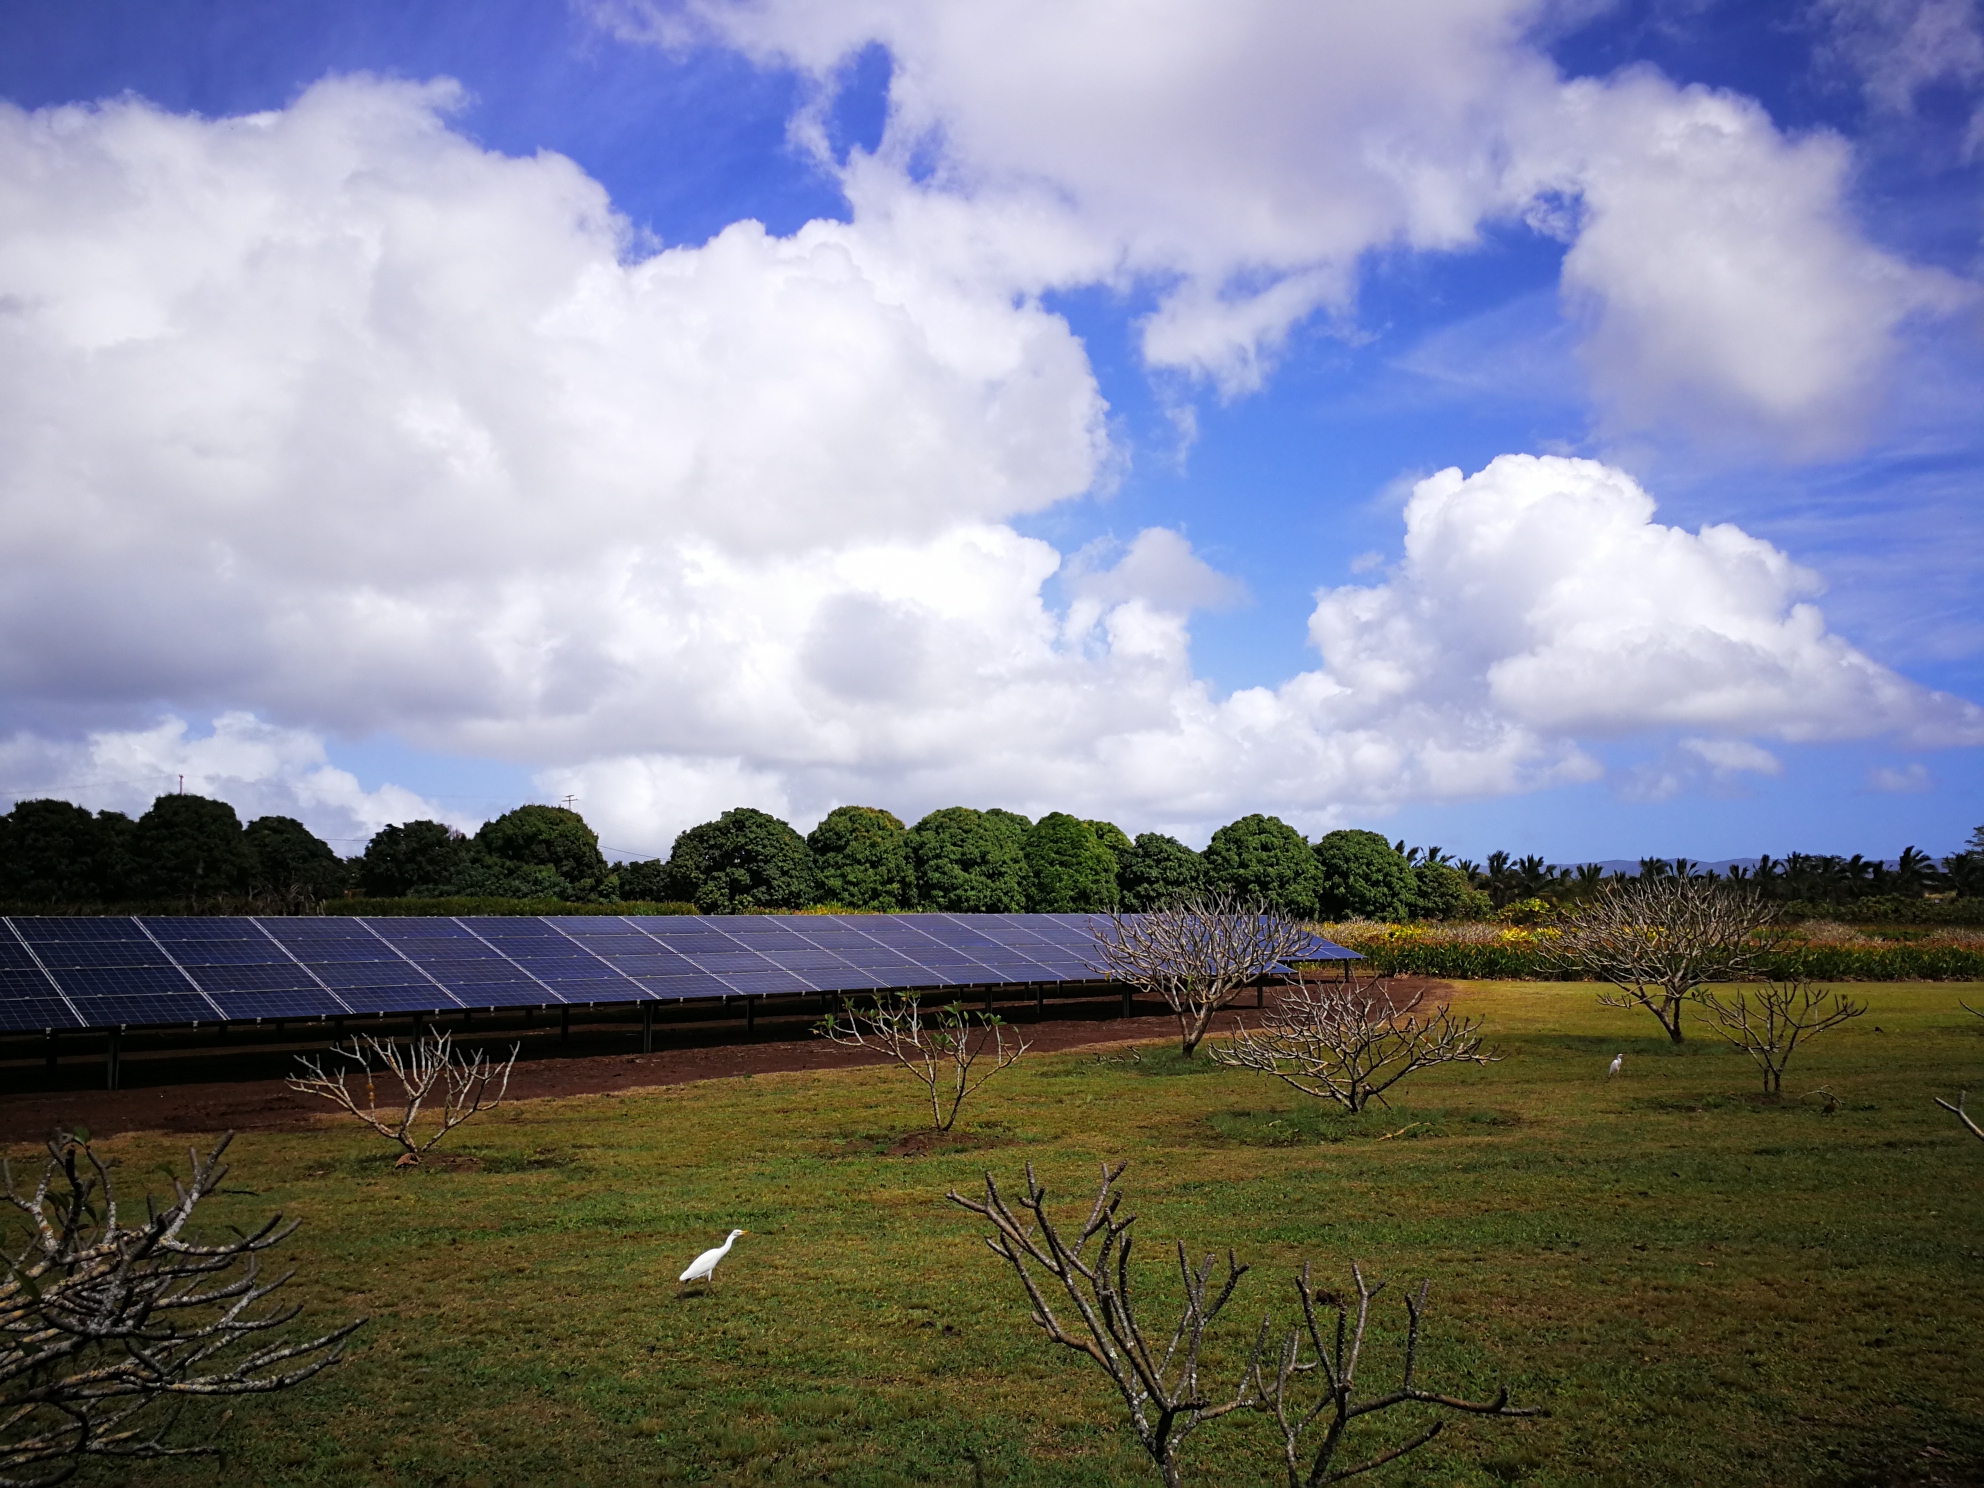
(596, 0), (1974, 444)
(0, 79), (1973, 854)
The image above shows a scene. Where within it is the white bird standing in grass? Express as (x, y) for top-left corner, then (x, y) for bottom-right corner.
(1607, 1054), (1624, 1079)
(679, 1229), (746, 1290)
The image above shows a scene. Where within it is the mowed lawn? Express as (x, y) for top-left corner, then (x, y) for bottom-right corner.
(16, 982), (1984, 1487)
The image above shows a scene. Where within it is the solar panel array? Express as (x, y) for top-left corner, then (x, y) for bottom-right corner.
(0, 913), (1356, 1034)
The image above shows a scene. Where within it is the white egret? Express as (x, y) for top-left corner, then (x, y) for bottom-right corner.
(679, 1229), (747, 1289)
(1607, 1054), (1624, 1079)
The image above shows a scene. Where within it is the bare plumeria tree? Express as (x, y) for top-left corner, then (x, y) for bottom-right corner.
(288, 1027), (518, 1166)
(1692, 979), (1865, 1095)
(2, 1132), (361, 1485)
(948, 1162), (1537, 1488)
(948, 1160), (1260, 1487)
(1938, 1001), (1984, 1142)
(1088, 893), (1318, 1057)
(816, 993), (1029, 1131)
(1249, 1262), (1540, 1487)
(1214, 975), (1498, 1113)
(1548, 876), (1779, 1043)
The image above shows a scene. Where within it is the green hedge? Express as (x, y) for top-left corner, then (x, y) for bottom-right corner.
(1778, 897), (1984, 925)
(1342, 939), (1984, 982)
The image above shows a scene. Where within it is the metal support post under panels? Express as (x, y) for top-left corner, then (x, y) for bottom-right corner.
(641, 1002), (654, 1055)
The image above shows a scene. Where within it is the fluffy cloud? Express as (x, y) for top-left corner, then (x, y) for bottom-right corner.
(1307, 455), (1984, 747)
(596, 0), (1972, 443)
(0, 713), (455, 847)
(0, 79), (1973, 855)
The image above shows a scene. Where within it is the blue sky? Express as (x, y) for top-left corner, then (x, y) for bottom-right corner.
(0, 0), (1979, 862)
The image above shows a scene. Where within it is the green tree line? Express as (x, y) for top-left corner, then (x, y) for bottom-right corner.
(5, 791), (1980, 920)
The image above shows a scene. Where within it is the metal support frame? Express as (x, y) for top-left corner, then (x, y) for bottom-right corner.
(1121, 983), (1133, 1018)
(105, 1028), (121, 1091)
(641, 1001), (654, 1054)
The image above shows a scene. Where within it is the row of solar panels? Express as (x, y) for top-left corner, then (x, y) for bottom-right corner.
(0, 912), (1350, 1034)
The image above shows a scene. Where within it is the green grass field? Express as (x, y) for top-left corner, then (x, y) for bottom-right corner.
(13, 982), (1984, 1487)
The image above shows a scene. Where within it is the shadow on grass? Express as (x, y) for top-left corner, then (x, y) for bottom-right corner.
(1205, 1103), (1523, 1146)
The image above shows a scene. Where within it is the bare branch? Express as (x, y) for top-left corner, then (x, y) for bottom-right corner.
(1088, 893), (1323, 1058)
(1, 1132), (361, 1485)
(1247, 1263), (1542, 1487)
(1548, 877), (1780, 1043)
(1938, 1091), (1984, 1143)
(946, 1162), (1254, 1488)
(1692, 979), (1864, 1095)
(1213, 973), (1498, 1112)
(817, 994), (1029, 1131)
(287, 1028), (517, 1163)
(950, 1164), (1539, 1488)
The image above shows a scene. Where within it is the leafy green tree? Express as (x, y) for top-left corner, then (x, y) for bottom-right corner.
(0, 800), (130, 905)
(808, 806), (917, 910)
(359, 820), (470, 898)
(1313, 829), (1415, 920)
(616, 858), (670, 901)
(1022, 813), (1120, 912)
(436, 855), (574, 901)
(130, 794), (254, 901)
(1083, 820), (1135, 860)
(909, 807), (1028, 913)
(663, 807), (815, 912)
(244, 816), (348, 904)
(1407, 862), (1492, 921)
(476, 805), (610, 898)
(1116, 832), (1206, 910)
(1203, 814), (1325, 918)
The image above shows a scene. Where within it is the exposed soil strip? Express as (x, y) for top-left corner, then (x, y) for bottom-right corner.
(0, 977), (1456, 1144)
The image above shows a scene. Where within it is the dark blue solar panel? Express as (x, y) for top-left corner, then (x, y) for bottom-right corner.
(309, 961), (443, 990)
(13, 917), (149, 942)
(508, 955), (623, 977)
(66, 993), (214, 1027)
(30, 942), (175, 970)
(800, 965), (891, 992)
(334, 986), (461, 1014)
(205, 989), (350, 1020)
(50, 966), (197, 998)
(599, 954), (702, 978)
(0, 932), (45, 970)
(367, 921), (480, 944)
(633, 972), (736, 1000)
(680, 950), (777, 973)
(190, 963), (324, 993)
(0, 912), (1234, 1028)
(424, 971), (539, 994)
(262, 918), (385, 940)
(163, 943), (294, 967)
(443, 981), (540, 1007)
(0, 997), (83, 1032)
(0, 966), (58, 996)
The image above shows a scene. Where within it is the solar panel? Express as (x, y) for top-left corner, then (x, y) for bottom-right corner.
(51, 966), (199, 998)
(206, 989), (351, 1021)
(334, 986), (460, 1015)
(0, 913), (1347, 1034)
(189, 963), (325, 992)
(12, 917), (151, 941)
(65, 993), (216, 1027)
(0, 997), (83, 1032)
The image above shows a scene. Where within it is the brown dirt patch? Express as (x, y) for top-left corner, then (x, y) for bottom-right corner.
(0, 977), (1457, 1145)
